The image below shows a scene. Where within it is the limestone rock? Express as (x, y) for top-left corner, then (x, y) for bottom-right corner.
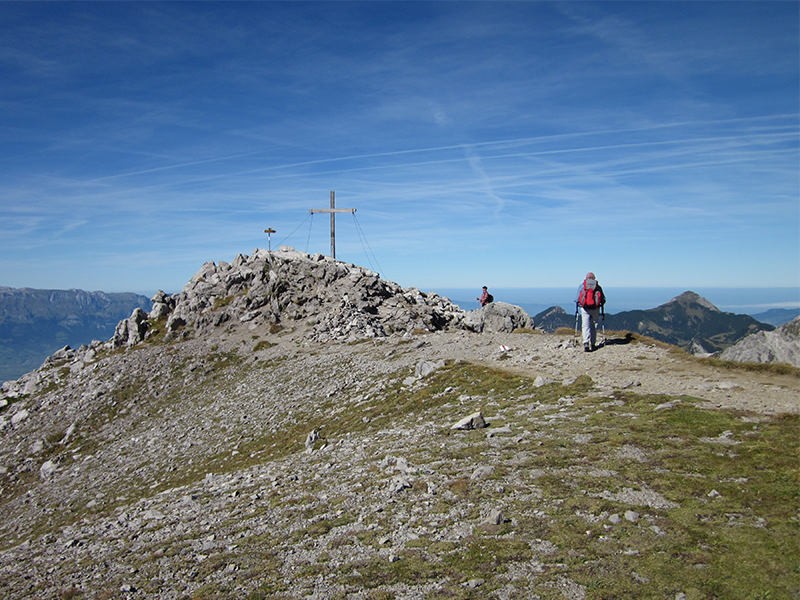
(148, 290), (175, 320)
(105, 248), (530, 349)
(451, 411), (487, 430)
(415, 359), (444, 379)
(112, 308), (149, 347)
(463, 301), (533, 334)
(39, 459), (57, 479)
(719, 316), (800, 367)
(10, 409), (29, 428)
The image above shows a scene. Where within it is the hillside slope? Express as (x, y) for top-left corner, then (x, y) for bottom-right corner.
(0, 249), (797, 599)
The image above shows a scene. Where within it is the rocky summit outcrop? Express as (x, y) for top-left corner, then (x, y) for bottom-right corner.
(719, 316), (800, 367)
(112, 247), (531, 348)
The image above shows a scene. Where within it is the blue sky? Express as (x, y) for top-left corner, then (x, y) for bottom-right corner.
(1, 1), (798, 296)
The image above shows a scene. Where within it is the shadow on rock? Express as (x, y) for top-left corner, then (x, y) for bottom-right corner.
(604, 332), (635, 346)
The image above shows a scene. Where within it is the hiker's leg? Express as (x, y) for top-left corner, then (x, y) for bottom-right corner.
(589, 309), (598, 348)
(580, 308), (592, 346)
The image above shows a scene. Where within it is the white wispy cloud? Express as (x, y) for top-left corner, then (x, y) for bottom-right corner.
(0, 2), (796, 291)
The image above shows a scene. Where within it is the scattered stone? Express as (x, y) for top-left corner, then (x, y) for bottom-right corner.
(305, 429), (320, 453)
(615, 445), (649, 463)
(470, 465), (495, 480)
(415, 359), (444, 379)
(700, 431), (739, 445)
(716, 381), (739, 390)
(598, 486), (678, 510)
(451, 411), (487, 430)
(0, 247), (796, 600)
(486, 425), (512, 437)
(389, 476), (412, 494)
(655, 400), (679, 411)
(621, 379), (642, 388)
(60, 422), (77, 445)
(534, 375), (549, 387)
(39, 460), (57, 480)
(624, 510), (640, 522)
(482, 508), (504, 526)
(10, 409), (29, 428)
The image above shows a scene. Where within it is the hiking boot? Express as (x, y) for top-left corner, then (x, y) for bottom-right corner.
(584, 343), (591, 352)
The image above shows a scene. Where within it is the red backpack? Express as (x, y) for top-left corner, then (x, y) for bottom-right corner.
(578, 278), (604, 309)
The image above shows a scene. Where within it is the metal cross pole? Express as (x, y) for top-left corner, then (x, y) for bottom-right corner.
(309, 190), (356, 259)
(263, 228), (276, 251)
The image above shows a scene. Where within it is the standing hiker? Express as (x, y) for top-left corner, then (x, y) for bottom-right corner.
(477, 286), (494, 307)
(576, 272), (605, 352)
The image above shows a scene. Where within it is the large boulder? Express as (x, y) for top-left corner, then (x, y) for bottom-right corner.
(463, 302), (534, 333)
(112, 308), (149, 347)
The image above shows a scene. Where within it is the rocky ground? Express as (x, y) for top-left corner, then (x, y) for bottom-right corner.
(1, 324), (798, 599)
(1, 249), (798, 599)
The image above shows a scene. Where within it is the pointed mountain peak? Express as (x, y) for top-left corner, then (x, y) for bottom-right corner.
(664, 291), (720, 312)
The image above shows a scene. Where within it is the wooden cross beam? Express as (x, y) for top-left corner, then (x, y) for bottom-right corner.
(263, 227), (276, 251)
(309, 190), (356, 259)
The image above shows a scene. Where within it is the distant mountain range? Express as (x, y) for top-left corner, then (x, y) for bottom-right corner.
(0, 287), (151, 382)
(534, 291), (774, 354)
(749, 308), (800, 327)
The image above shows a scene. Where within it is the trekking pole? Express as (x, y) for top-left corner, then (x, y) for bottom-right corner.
(600, 306), (606, 347)
(574, 303), (580, 338)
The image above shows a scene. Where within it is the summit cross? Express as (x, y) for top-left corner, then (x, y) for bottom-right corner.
(309, 190), (356, 259)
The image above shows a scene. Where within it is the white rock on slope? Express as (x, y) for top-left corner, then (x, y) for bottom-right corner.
(719, 316), (800, 367)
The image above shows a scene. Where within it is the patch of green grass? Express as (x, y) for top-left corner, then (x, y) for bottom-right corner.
(291, 514), (355, 542)
(252, 340), (276, 352)
(212, 294), (237, 309)
(521, 393), (800, 598)
(143, 316), (169, 344)
(512, 327), (538, 335)
(341, 533), (533, 591)
(0, 393), (27, 414)
(697, 356), (800, 378)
